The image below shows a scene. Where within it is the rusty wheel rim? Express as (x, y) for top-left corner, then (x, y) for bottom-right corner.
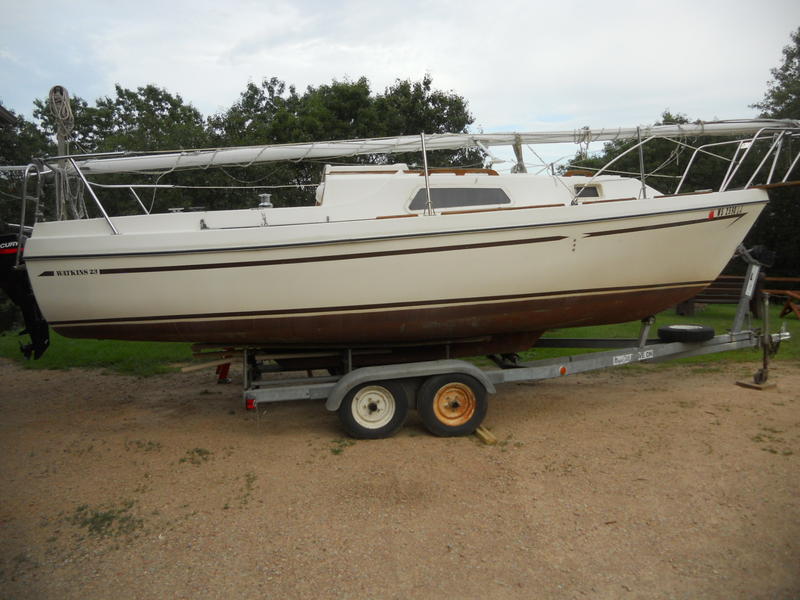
(432, 382), (476, 426)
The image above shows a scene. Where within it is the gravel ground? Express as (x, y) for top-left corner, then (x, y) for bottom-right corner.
(0, 358), (798, 599)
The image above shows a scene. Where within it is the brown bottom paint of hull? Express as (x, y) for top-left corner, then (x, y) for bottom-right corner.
(53, 284), (707, 365)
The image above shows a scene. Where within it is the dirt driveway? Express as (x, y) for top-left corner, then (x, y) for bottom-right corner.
(0, 358), (798, 599)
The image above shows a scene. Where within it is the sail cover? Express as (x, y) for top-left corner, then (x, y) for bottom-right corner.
(69, 119), (799, 175)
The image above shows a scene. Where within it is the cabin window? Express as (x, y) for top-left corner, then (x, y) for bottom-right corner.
(574, 184), (600, 198)
(408, 188), (511, 211)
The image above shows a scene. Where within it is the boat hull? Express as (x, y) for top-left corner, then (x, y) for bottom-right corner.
(23, 189), (767, 354)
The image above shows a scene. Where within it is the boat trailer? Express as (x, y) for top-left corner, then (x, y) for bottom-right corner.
(206, 251), (789, 439)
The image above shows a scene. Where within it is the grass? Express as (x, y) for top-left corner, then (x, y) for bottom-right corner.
(520, 303), (800, 365)
(330, 438), (356, 454)
(69, 500), (143, 538)
(0, 329), (193, 376)
(0, 304), (796, 377)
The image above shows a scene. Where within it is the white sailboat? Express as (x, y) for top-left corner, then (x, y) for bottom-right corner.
(6, 119), (799, 366)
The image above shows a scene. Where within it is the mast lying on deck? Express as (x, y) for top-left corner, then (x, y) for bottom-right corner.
(70, 119), (800, 175)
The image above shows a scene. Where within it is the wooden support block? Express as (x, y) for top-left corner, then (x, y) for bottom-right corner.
(180, 359), (234, 373)
(735, 380), (778, 391)
(474, 425), (498, 445)
(191, 351), (243, 360)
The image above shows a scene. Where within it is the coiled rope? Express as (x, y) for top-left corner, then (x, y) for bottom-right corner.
(49, 85), (86, 219)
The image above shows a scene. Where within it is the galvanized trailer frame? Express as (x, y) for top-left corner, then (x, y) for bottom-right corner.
(240, 251), (790, 438)
(243, 328), (788, 410)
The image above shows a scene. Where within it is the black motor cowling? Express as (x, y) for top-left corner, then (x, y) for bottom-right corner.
(0, 231), (50, 359)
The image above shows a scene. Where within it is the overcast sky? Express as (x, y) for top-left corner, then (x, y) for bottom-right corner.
(2, 0), (798, 147)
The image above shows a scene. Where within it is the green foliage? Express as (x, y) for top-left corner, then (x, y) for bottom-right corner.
(0, 330), (193, 376)
(744, 27), (800, 276)
(330, 438), (356, 455)
(205, 74), (481, 207)
(374, 75), (481, 168)
(33, 84), (208, 153)
(33, 85), (212, 215)
(0, 107), (54, 224)
(745, 187), (800, 275)
(568, 111), (751, 195)
(752, 27), (800, 119)
(15, 75), (479, 213)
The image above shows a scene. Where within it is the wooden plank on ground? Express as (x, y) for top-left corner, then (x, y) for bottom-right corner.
(474, 425), (498, 445)
(180, 359), (233, 373)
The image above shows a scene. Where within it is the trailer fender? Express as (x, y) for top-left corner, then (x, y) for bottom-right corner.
(325, 359), (496, 412)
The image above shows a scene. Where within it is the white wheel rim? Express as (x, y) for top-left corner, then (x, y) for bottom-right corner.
(351, 385), (396, 430)
(671, 325), (703, 330)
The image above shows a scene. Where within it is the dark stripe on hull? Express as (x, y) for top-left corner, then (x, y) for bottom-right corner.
(39, 234), (567, 277)
(584, 212), (744, 237)
(54, 284), (708, 348)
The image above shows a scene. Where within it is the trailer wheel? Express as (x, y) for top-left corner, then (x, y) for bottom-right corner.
(337, 381), (409, 439)
(657, 324), (715, 343)
(417, 374), (488, 437)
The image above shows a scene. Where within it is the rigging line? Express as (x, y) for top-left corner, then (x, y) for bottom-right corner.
(289, 141), (318, 164)
(148, 171), (169, 213)
(89, 182), (319, 190)
(200, 148), (221, 171)
(243, 145), (271, 169)
(219, 161), (288, 184)
(524, 144), (556, 172)
(655, 136), (733, 163)
(646, 147), (682, 178)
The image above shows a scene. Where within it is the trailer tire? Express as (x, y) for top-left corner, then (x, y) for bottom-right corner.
(337, 381), (409, 439)
(417, 374), (488, 437)
(657, 324), (715, 343)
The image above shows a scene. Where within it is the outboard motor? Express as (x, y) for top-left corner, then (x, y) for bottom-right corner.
(0, 230), (50, 359)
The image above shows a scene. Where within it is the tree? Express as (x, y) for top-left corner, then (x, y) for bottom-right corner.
(0, 107), (53, 225)
(34, 84), (208, 153)
(374, 75), (480, 168)
(748, 27), (800, 276)
(568, 111), (732, 196)
(207, 75), (481, 206)
(752, 27), (800, 119)
(33, 85), (211, 214)
(0, 107), (54, 330)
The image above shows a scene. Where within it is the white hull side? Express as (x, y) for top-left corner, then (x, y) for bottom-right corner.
(23, 189), (766, 345)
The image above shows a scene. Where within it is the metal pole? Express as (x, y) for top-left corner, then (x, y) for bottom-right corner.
(420, 132), (434, 216)
(732, 249), (761, 334)
(756, 292), (771, 385)
(637, 127), (647, 199)
(16, 164), (35, 268)
(129, 188), (150, 214)
(782, 147), (800, 182)
(744, 131), (783, 188)
(570, 135), (656, 204)
(67, 158), (120, 235)
(512, 134), (527, 173)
